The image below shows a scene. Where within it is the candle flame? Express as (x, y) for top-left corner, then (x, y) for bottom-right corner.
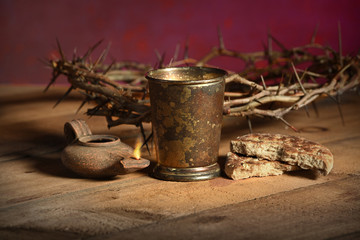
(133, 138), (142, 160)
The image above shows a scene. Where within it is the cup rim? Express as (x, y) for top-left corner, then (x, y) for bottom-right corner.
(145, 66), (227, 84)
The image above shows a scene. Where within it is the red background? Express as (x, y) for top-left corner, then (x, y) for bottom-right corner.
(1, 0), (359, 85)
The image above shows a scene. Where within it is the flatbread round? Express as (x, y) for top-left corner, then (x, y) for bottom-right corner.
(225, 133), (334, 179)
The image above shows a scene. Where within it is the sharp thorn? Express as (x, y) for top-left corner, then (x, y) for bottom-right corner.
(269, 76), (283, 109)
(155, 49), (161, 60)
(91, 48), (108, 71)
(324, 92), (344, 126)
(291, 62), (307, 94)
(94, 42), (112, 69)
(139, 123), (150, 155)
(153, 61), (159, 70)
(38, 57), (52, 67)
(103, 60), (115, 74)
(168, 58), (174, 67)
(72, 47), (78, 62)
(279, 117), (299, 132)
(326, 94), (338, 103)
(56, 38), (65, 61)
(268, 34), (287, 51)
(142, 88), (147, 101)
(43, 82), (52, 93)
(276, 75), (284, 95)
(261, 41), (268, 56)
(173, 43), (180, 61)
(338, 22), (343, 67)
(159, 52), (166, 68)
(311, 101), (319, 118)
(304, 105), (310, 118)
(311, 24), (319, 44)
(246, 116), (253, 133)
(154, 54), (164, 69)
(267, 29), (272, 57)
(53, 86), (74, 108)
(184, 37), (189, 59)
(142, 131), (153, 156)
(254, 99), (262, 105)
(217, 26), (225, 50)
(336, 93), (345, 126)
(309, 76), (317, 84)
(76, 99), (87, 114)
(260, 75), (267, 90)
(44, 72), (60, 92)
(102, 42), (112, 62)
(83, 39), (104, 61)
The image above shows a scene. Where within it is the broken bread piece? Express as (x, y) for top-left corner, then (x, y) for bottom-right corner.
(229, 133), (334, 176)
(225, 152), (301, 180)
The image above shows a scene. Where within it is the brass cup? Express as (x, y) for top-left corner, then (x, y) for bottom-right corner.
(146, 67), (227, 181)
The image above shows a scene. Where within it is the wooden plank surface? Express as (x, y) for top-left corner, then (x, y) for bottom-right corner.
(0, 85), (359, 239)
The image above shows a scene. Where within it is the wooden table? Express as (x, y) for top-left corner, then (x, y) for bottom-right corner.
(0, 85), (359, 239)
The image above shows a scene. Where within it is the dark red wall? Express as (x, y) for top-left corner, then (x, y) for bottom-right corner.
(1, 0), (359, 85)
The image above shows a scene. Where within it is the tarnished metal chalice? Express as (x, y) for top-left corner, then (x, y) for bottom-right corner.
(146, 66), (227, 181)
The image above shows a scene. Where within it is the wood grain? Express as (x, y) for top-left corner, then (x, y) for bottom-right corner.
(0, 86), (359, 239)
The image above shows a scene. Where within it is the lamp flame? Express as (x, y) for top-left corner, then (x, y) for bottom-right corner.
(133, 138), (142, 160)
